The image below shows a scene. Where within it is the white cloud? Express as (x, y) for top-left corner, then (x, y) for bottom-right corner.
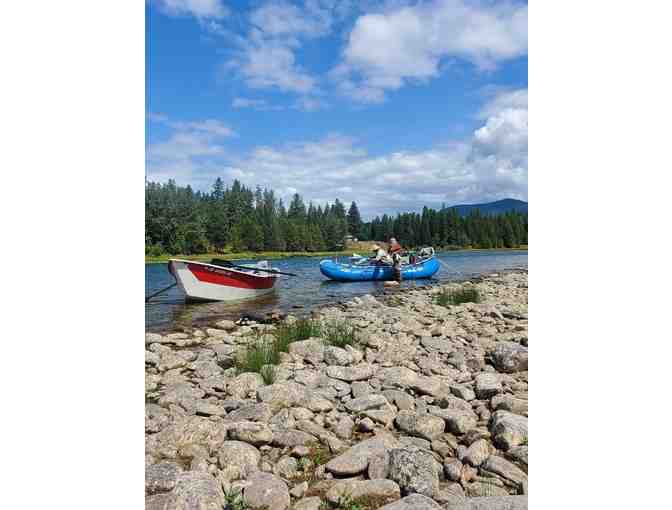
(232, 97), (284, 111)
(153, 0), (229, 19)
(147, 89), (527, 218)
(229, 40), (317, 94)
(226, 1), (351, 102)
(334, 0), (527, 102)
(146, 115), (235, 186)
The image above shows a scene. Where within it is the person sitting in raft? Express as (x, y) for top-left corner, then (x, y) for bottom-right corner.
(389, 237), (402, 255)
(370, 244), (391, 264)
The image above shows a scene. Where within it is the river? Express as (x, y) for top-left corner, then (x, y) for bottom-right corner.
(145, 249), (527, 331)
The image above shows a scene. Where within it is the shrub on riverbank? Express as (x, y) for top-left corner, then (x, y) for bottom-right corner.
(235, 334), (280, 375)
(322, 320), (358, 348)
(436, 286), (481, 306)
(274, 318), (322, 352)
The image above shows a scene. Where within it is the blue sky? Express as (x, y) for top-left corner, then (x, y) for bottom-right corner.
(146, 0), (528, 218)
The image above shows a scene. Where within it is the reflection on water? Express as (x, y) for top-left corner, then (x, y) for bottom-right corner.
(145, 250), (528, 331)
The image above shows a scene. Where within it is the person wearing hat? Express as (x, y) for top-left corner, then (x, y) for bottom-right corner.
(389, 237), (402, 255)
(370, 243), (390, 264)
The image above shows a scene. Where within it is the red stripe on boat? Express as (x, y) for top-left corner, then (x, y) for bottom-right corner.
(187, 263), (276, 289)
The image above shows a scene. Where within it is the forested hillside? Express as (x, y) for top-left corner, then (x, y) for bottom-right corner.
(145, 179), (528, 256)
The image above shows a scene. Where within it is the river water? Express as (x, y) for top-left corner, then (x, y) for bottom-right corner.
(145, 250), (527, 331)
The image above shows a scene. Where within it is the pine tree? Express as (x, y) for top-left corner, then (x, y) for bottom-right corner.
(347, 201), (362, 237)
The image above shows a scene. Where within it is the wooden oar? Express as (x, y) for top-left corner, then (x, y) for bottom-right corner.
(145, 282), (177, 303)
(210, 259), (298, 277)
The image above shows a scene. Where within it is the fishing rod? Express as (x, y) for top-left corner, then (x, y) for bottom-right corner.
(210, 259), (298, 277)
(145, 282), (177, 303)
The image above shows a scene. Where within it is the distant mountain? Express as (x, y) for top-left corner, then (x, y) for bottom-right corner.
(447, 198), (528, 216)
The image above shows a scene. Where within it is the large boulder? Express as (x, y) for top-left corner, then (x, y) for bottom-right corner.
(446, 495), (528, 510)
(166, 471), (224, 510)
(481, 455), (528, 487)
(326, 435), (398, 476)
(490, 411), (528, 450)
(326, 363), (375, 382)
(490, 342), (528, 373)
(217, 441), (260, 481)
(377, 493), (442, 509)
(145, 462), (183, 494)
(256, 382), (307, 411)
(288, 339), (325, 364)
(387, 446), (441, 498)
(325, 480), (401, 506)
(227, 373), (264, 399)
(475, 373), (502, 399)
(227, 421), (273, 446)
(344, 394), (389, 413)
(395, 411), (445, 441)
(243, 472), (290, 510)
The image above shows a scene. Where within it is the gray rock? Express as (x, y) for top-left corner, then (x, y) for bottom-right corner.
(345, 393), (389, 413)
(215, 319), (236, 331)
(243, 472), (290, 510)
(382, 389), (415, 410)
(227, 421), (273, 446)
(226, 403), (273, 423)
(377, 493), (442, 509)
(296, 420), (345, 453)
(409, 375), (450, 398)
(326, 480), (401, 505)
(293, 496), (323, 510)
(326, 435), (398, 475)
(395, 411), (446, 441)
(272, 429), (316, 448)
(475, 373), (502, 399)
(256, 382), (307, 411)
(430, 408), (477, 435)
(288, 339), (325, 364)
(150, 416), (228, 458)
(290, 481), (308, 498)
(490, 342), (528, 373)
(490, 395), (528, 416)
(449, 495), (527, 509)
(378, 366), (419, 388)
(505, 446), (528, 469)
(217, 441), (260, 481)
(273, 456), (299, 479)
(444, 458), (463, 481)
(145, 494), (171, 510)
(450, 384), (476, 401)
(326, 363), (375, 382)
(490, 411), (528, 450)
(334, 416), (355, 439)
(481, 455), (528, 487)
(420, 337), (454, 353)
(324, 345), (354, 365)
(227, 373), (264, 399)
(358, 417), (375, 432)
(465, 481), (510, 498)
(351, 381), (372, 398)
(387, 446), (441, 497)
(368, 450), (391, 479)
(168, 471), (224, 510)
(463, 439), (491, 467)
(145, 462), (182, 494)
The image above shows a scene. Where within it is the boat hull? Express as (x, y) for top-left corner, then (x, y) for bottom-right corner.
(169, 259), (277, 302)
(319, 256), (440, 282)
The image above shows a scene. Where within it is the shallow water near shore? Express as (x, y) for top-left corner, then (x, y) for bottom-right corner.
(145, 249), (527, 331)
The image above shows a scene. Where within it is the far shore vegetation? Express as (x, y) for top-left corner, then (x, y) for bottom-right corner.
(146, 178), (528, 260)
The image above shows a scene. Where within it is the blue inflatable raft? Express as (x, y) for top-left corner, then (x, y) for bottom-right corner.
(319, 253), (440, 282)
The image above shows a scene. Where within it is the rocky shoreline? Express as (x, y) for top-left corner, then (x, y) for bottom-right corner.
(146, 270), (529, 509)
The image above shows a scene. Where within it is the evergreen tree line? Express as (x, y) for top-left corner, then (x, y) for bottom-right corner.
(145, 179), (527, 255)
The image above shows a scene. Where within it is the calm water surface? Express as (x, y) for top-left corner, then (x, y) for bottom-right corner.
(145, 250), (527, 331)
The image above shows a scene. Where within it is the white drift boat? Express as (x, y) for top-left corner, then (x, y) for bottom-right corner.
(168, 259), (279, 302)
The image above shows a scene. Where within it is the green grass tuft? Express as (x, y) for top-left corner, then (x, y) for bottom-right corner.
(235, 334), (280, 375)
(322, 320), (358, 348)
(435, 286), (481, 306)
(274, 317), (323, 352)
(223, 487), (250, 510)
(259, 364), (277, 385)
